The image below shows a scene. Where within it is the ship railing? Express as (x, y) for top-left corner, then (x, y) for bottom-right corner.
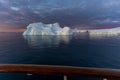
(0, 64), (119, 80)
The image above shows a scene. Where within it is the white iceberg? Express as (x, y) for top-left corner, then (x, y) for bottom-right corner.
(23, 22), (120, 37)
(72, 27), (120, 37)
(23, 22), (73, 35)
(88, 27), (120, 36)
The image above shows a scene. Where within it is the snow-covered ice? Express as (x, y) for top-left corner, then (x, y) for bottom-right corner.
(23, 22), (120, 37)
(23, 22), (73, 35)
(88, 27), (120, 36)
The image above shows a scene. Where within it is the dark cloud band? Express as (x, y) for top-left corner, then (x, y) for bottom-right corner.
(0, 0), (120, 29)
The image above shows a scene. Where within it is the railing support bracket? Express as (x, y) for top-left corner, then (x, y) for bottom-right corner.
(64, 75), (67, 80)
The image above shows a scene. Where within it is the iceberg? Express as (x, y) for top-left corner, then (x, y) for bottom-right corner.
(72, 27), (120, 37)
(23, 22), (73, 35)
(88, 27), (120, 36)
(23, 22), (120, 37)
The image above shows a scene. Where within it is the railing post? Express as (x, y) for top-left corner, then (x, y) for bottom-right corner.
(64, 75), (67, 80)
(103, 78), (107, 80)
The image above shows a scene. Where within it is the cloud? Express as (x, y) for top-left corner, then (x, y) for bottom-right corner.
(0, 11), (9, 15)
(0, 0), (120, 29)
(10, 7), (20, 11)
(0, 0), (8, 4)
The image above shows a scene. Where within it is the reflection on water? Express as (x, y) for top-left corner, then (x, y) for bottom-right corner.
(73, 33), (119, 40)
(23, 33), (120, 49)
(24, 35), (72, 48)
(75, 32), (120, 40)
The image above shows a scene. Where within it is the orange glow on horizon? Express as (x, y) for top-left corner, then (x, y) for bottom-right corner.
(0, 24), (26, 32)
(0, 29), (26, 32)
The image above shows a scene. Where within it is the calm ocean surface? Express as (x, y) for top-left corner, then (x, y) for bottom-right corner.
(0, 32), (120, 80)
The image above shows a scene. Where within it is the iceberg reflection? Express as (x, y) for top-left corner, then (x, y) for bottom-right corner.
(24, 35), (72, 48)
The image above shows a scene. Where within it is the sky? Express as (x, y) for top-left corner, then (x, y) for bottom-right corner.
(0, 0), (120, 32)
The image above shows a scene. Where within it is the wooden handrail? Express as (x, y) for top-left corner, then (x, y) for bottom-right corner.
(0, 64), (119, 79)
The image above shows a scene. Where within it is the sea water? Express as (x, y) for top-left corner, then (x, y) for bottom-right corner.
(0, 32), (120, 80)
